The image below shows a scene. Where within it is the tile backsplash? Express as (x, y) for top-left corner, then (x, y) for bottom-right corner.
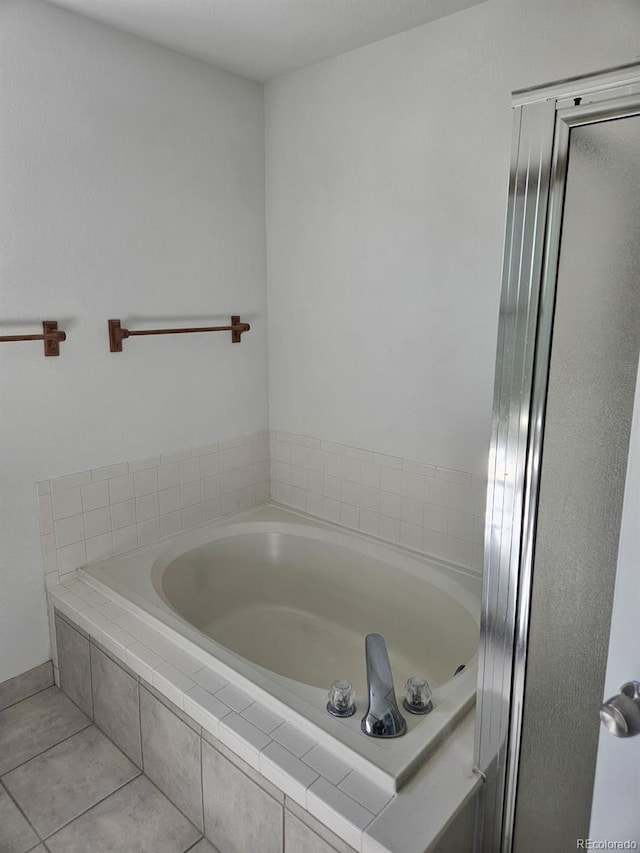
(36, 428), (486, 584)
(37, 431), (270, 586)
(270, 431), (486, 573)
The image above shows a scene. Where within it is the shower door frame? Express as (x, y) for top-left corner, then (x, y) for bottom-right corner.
(474, 63), (640, 853)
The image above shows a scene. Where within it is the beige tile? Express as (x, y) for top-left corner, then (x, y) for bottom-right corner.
(302, 745), (350, 786)
(240, 702), (284, 735)
(307, 778), (373, 850)
(270, 721), (315, 757)
(91, 462), (128, 482)
(51, 472), (91, 492)
(54, 514), (84, 548)
(259, 741), (318, 807)
(338, 772), (392, 815)
(51, 488), (82, 520)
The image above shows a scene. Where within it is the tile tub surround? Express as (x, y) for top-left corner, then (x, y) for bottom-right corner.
(35, 429), (484, 586)
(36, 431), (270, 586)
(49, 581), (480, 853)
(269, 431), (486, 572)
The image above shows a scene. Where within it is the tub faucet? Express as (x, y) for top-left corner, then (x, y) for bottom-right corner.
(361, 634), (407, 738)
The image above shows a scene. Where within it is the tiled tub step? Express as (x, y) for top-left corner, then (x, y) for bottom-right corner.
(48, 578), (479, 853)
(49, 602), (361, 853)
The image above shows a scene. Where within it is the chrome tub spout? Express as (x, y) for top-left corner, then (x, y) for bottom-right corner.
(361, 633), (407, 738)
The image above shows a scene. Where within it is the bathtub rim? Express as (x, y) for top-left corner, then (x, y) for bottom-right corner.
(150, 518), (480, 689)
(150, 506), (481, 614)
(80, 502), (480, 790)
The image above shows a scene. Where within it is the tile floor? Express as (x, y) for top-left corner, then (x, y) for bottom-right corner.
(0, 685), (218, 853)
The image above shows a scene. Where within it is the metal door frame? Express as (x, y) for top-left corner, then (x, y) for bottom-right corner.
(474, 62), (640, 853)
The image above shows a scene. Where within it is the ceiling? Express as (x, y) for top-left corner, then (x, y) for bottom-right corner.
(46, 0), (488, 82)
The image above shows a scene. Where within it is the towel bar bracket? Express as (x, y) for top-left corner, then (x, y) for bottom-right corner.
(0, 321), (66, 356)
(43, 321), (65, 357)
(230, 316), (244, 344)
(108, 319), (126, 352)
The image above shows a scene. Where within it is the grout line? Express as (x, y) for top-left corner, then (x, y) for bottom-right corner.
(284, 800), (347, 853)
(40, 773), (142, 843)
(137, 682), (204, 829)
(54, 607), (87, 637)
(203, 736), (282, 806)
(183, 836), (208, 852)
(87, 631), (96, 722)
(139, 680), (198, 736)
(0, 717), (93, 777)
(140, 773), (203, 836)
(199, 731), (205, 838)
(138, 661), (283, 808)
(55, 670), (94, 722)
(137, 677), (144, 773)
(0, 681), (55, 714)
(282, 796), (286, 852)
(0, 776), (45, 846)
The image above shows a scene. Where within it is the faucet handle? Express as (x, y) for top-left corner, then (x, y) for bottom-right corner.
(327, 680), (356, 717)
(403, 676), (433, 715)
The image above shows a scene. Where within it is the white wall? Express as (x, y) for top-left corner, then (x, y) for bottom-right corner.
(0, 0), (267, 681)
(4, 0), (640, 685)
(265, 0), (640, 475)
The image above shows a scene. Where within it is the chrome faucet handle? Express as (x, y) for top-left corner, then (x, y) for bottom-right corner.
(403, 676), (433, 715)
(327, 679), (356, 717)
(361, 634), (407, 738)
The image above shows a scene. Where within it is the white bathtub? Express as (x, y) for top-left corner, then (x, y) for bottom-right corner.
(82, 504), (480, 788)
